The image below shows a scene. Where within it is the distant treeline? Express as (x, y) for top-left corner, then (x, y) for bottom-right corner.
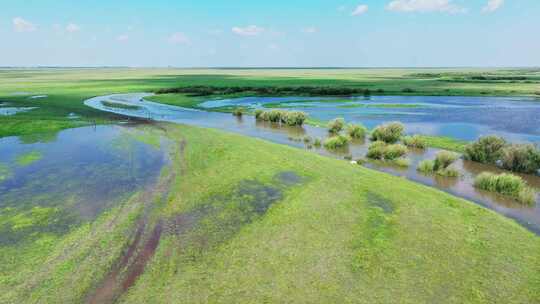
(155, 86), (383, 97)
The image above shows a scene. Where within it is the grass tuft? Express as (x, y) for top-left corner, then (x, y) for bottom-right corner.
(370, 122), (404, 144)
(474, 172), (537, 205)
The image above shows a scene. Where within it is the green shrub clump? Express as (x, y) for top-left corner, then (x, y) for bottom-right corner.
(383, 144), (408, 160)
(464, 136), (506, 164)
(402, 135), (427, 149)
(232, 107), (244, 117)
(370, 122), (404, 143)
(256, 109), (307, 126)
(474, 172), (537, 205)
(328, 118), (345, 134)
(500, 144), (540, 174)
(417, 151), (460, 177)
(366, 141), (387, 160)
(346, 123), (367, 139)
(313, 138), (322, 148)
(323, 135), (350, 149)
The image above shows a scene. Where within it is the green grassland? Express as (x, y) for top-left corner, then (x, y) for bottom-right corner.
(2, 123), (538, 303)
(1, 67), (539, 139)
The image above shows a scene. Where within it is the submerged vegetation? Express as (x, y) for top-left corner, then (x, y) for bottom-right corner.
(15, 151), (43, 166)
(474, 172), (537, 205)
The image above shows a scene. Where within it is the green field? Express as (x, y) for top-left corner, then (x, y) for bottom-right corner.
(1, 68), (539, 303)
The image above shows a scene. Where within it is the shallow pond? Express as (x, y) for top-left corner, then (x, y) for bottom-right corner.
(200, 95), (540, 143)
(0, 124), (169, 245)
(85, 94), (540, 234)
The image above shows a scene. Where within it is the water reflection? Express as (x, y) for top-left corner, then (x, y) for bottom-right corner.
(0, 124), (169, 245)
(84, 94), (540, 234)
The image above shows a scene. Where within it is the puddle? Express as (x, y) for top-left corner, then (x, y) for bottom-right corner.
(29, 95), (48, 99)
(84, 93), (540, 234)
(0, 107), (37, 116)
(0, 125), (169, 246)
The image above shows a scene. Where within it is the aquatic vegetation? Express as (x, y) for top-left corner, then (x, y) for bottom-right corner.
(500, 144), (540, 174)
(232, 107), (244, 117)
(402, 135), (427, 149)
(338, 103), (422, 109)
(346, 123), (367, 139)
(327, 118), (345, 134)
(434, 151), (459, 171)
(418, 135), (468, 153)
(303, 136), (312, 143)
(417, 151), (460, 177)
(464, 135), (507, 164)
(370, 122), (404, 144)
(16, 151), (43, 166)
(313, 138), (322, 148)
(393, 158), (411, 167)
(254, 109), (264, 119)
(323, 135), (350, 149)
(256, 109), (307, 126)
(474, 172), (536, 205)
(383, 144), (408, 160)
(101, 100), (141, 110)
(366, 141), (387, 160)
(0, 163), (11, 182)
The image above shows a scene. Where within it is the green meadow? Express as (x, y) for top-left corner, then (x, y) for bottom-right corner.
(0, 68), (539, 303)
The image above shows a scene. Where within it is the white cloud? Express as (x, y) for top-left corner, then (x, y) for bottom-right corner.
(482, 0), (504, 13)
(168, 32), (191, 45)
(66, 23), (80, 33)
(13, 17), (36, 32)
(386, 0), (466, 13)
(301, 27), (318, 34)
(116, 34), (129, 42)
(351, 4), (369, 16)
(232, 25), (264, 36)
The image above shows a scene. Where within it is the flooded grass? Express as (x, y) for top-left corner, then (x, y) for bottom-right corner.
(15, 151), (43, 166)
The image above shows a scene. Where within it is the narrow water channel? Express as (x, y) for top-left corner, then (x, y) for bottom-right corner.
(84, 93), (540, 234)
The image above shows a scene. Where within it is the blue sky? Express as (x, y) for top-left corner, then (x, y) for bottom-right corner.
(1, 0), (539, 67)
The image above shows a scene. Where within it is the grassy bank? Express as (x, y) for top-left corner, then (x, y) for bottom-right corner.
(1, 122), (539, 303)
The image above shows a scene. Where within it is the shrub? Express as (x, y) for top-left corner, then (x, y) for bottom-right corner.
(370, 122), (404, 143)
(313, 138), (322, 148)
(303, 136), (312, 143)
(254, 109), (264, 119)
(346, 123), (367, 139)
(393, 158), (411, 167)
(366, 141), (387, 159)
(383, 144), (408, 160)
(474, 172), (536, 205)
(232, 107), (244, 117)
(283, 111), (308, 126)
(438, 167), (460, 177)
(323, 135), (350, 149)
(417, 160), (435, 174)
(328, 118), (345, 134)
(434, 151), (459, 171)
(402, 135), (427, 149)
(500, 144), (540, 174)
(256, 109), (307, 126)
(464, 136), (506, 164)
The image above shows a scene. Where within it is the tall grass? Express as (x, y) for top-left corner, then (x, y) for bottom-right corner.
(346, 123), (367, 139)
(256, 109), (308, 126)
(323, 135), (350, 149)
(402, 135), (427, 149)
(366, 141), (408, 162)
(500, 144), (540, 174)
(370, 122), (404, 143)
(464, 136), (506, 164)
(417, 151), (460, 177)
(232, 107), (244, 117)
(328, 118), (345, 134)
(474, 172), (536, 205)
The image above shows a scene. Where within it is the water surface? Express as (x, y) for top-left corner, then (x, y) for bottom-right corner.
(84, 94), (540, 234)
(200, 95), (540, 143)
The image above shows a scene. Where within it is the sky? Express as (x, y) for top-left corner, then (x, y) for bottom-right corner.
(1, 0), (539, 67)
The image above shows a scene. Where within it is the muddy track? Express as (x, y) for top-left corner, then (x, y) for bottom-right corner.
(85, 137), (186, 304)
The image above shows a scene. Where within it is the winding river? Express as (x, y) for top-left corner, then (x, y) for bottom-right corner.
(85, 93), (540, 234)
